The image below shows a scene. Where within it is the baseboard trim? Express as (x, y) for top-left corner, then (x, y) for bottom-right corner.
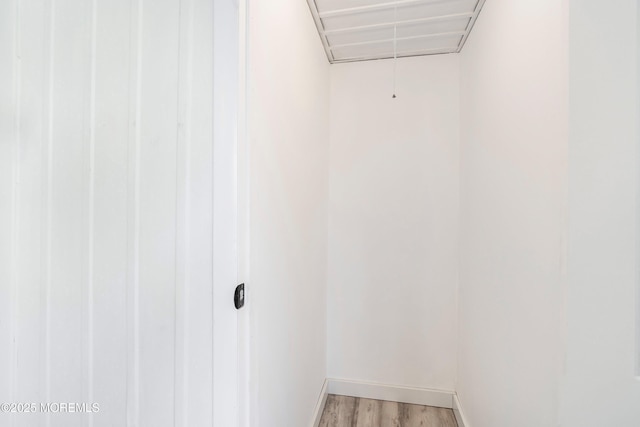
(310, 379), (329, 427)
(452, 394), (470, 427)
(326, 378), (455, 409)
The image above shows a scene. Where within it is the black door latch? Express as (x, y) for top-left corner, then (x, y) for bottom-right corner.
(234, 283), (245, 310)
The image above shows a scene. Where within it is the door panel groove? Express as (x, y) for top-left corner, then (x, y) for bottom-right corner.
(125, 0), (142, 423)
(42, 2), (55, 425)
(81, 2), (97, 427)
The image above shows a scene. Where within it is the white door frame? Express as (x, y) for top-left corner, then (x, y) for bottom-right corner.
(237, 0), (251, 425)
(212, 0), (243, 425)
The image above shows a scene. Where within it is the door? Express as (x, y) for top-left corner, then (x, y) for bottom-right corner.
(0, 0), (240, 426)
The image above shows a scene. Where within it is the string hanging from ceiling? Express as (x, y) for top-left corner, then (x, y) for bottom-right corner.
(392, 3), (397, 99)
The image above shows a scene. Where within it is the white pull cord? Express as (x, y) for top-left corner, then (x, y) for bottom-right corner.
(392, 3), (397, 99)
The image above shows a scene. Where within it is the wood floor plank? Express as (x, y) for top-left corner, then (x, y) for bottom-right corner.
(319, 395), (338, 427)
(320, 395), (358, 427)
(401, 403), (457, 427)
(399, 403), (423, 427)
(379, 400), (401, 427)
(339, 396), (358, 426)
(354, 398), (381, 427)
(319, 395), (457, 427)
(433, 407), (458, 427)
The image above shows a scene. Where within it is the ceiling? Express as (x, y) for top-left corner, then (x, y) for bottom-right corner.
(306, 0), (486, 63)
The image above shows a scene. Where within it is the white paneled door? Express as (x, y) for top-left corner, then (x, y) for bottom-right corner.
(0, 0), (241, 426)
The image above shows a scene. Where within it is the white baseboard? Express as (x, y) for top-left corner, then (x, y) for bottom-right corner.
(310, 379), (329, 427)
(326, 378), (455, 409)
(452, 394), (470, 427)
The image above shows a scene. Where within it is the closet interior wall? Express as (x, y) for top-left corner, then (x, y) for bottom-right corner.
(327, 55), (460, 392)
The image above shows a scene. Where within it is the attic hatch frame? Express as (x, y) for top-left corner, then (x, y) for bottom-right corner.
(306, 0), (487, 64)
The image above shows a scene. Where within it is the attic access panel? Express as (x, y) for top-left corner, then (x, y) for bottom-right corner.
(307, 0), (486, 63)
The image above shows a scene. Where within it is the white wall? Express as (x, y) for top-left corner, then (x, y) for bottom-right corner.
(247, 0), (330, 425)
(0, 1), (236, 426)
(327, 55), (460, 391)
(457, 1), (569, 426)
(560, 1), (640, 426)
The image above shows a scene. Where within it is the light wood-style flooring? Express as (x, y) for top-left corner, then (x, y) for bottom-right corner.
(319, 394), (458, 427)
